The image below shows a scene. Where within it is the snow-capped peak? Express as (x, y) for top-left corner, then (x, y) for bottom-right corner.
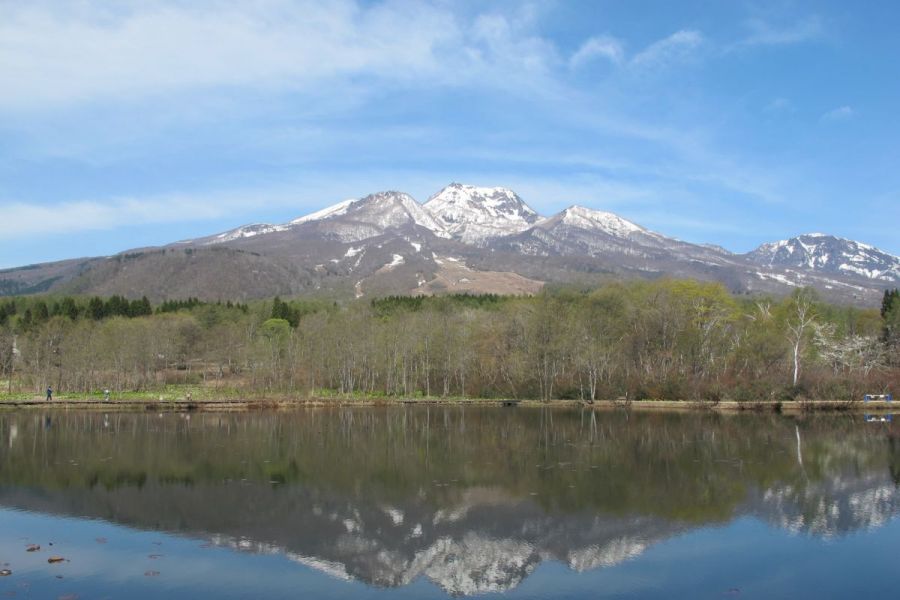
(424, 183), (540, 244)
(557, 205), (645, 237)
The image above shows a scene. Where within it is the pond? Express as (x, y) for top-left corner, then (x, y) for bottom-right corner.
(1, 408), (899, 599)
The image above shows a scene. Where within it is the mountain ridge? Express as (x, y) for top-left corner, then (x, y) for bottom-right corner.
(1, 183), (897, 305)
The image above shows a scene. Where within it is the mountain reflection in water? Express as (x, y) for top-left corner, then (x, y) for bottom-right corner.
(1, 408), (899, 596)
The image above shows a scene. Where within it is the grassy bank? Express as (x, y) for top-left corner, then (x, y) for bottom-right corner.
(0, 387), (895, 413)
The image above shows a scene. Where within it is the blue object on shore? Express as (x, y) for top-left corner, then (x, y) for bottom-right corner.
(864, 394), (893, 402)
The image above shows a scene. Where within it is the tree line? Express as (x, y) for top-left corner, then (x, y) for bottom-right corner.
(0, 281), (897, 401)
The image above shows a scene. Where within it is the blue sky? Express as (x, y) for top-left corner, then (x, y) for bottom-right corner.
(1, 0), (898, 268)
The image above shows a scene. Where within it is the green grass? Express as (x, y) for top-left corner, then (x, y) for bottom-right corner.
(0, 383), (248, 403)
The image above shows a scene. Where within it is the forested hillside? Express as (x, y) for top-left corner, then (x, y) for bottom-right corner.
(1, 282), (898, 402)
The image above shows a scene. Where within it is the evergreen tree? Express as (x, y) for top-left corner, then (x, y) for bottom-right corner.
(88, 297), (106, 320)
(60, 297), (80, 320)
(271, 297), (300, 327)
(883, 289), (900, 347)
(882, 289), (898, 319)
(130, 296), (152, 317)
(34, 301), (49, 322)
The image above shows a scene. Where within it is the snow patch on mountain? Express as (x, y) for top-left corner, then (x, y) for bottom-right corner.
(385, 254), (405, 269)
(205, 223), (288, 245)
(291, 199), (355, 225)
(755, 271), (800, 287)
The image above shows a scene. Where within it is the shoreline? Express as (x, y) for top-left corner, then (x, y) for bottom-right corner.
(0, 397), (895, 413)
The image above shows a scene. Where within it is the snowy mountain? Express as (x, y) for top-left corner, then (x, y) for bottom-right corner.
(424, 183), (540, 244)
(1, 184), (897, 305)
(745, 234), (900, 283)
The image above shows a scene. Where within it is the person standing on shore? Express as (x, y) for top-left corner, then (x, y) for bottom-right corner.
(46, 386), (52, 402)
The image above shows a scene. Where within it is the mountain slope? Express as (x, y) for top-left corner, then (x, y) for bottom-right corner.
(310, 191), (450, 242)
(499, 205), (668, 256)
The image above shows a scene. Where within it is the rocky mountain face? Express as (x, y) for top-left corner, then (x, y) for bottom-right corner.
(1, 184), (897, 305)
(424, 183), (540, 244)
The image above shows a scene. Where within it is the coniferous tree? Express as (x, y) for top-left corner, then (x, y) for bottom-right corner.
(88, 297), (106, 320)
(882, 290), (896, 319)
(34, 301), (49, 322)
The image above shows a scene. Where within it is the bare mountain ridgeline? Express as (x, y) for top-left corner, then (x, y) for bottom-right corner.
(1, 184), (898, 305)
(1, 284), (898, 402)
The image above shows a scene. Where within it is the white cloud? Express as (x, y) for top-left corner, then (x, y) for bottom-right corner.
(739, 16), (824, 47)
(569, 29), (703, 72)
(0, 187), (315, 238)
(570, 35), (625, 68)
(765, 97), (794, 113)
(0, 1), (558, 111)
(822, 105), (855, 121)
(631, 30), (704, 68)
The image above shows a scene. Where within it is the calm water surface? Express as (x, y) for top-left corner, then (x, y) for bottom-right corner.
(1, 408), (899, 599)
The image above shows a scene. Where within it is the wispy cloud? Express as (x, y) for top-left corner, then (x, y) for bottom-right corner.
(765, 97), (795, 113)
(569, 29), (703, 72)
(739, 16), (825, 47)
(0, 187), (316, 238)
(0, 1), (558, 112)
(631, 30), (704, 68)
(569, 35), (625, 68)
(822, 105), (855, 121)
